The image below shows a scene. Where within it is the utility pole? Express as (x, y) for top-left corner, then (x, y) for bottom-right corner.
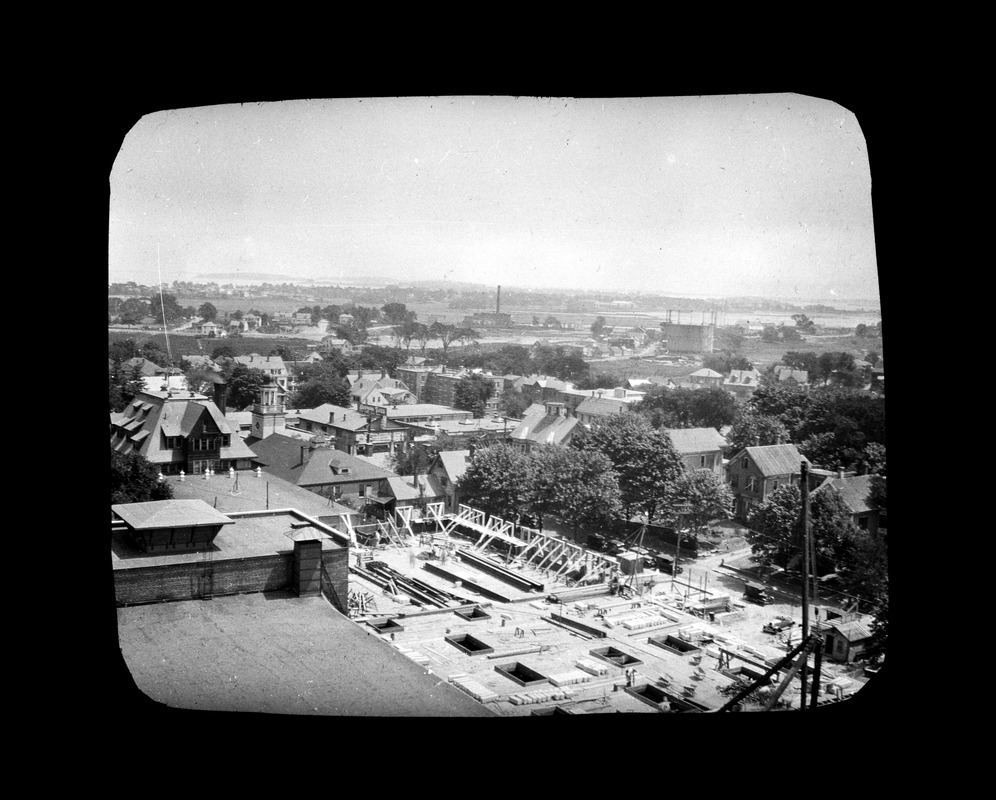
(799, 461), (810, 710)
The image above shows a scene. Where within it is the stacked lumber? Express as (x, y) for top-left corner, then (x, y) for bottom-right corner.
(394, 644), (431, 667)
(575, 657), (609, 677)
(548, 669), (593, 687)
(508, 687), (577, 705)
(448, 673), (498, 703)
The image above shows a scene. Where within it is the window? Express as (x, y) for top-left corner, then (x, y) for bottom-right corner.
(699, 456), (706, 467)
(747, 477), (758, 493)
(742, 458), (748, 470)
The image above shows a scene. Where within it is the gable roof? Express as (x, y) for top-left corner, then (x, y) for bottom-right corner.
(666, 427), (727, 454)
(735, 444), (809, 477)
(123, 357), (162, 376)
(510, 404), (579, 446)
(828, 619), (873, 642)
(576, 396), (629, 417)
(249, 433), (395, 487)
(110, 390), (256, 464)
(774, 366), (809, 383)
(386, 473), (445, 502)
(813, 474), (883, 515)
(689, 368), (724, 379)
(435, 450), (472, 483)
(724, 369), (761, 386)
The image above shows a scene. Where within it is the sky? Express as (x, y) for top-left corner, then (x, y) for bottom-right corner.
(108, 94), (880, 303)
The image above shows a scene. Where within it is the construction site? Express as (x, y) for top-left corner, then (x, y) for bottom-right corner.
(337, 498), (873, 715)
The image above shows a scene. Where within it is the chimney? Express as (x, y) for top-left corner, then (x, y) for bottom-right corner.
(213, 380), (228, 415)
(838, 469), (845, 479)
(496, 285), (501, 315)
(300, 445), (310, 465)
(329, 411), (335, 424)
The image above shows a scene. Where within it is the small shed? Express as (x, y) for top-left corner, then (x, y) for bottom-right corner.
(822, 619), (873, 663)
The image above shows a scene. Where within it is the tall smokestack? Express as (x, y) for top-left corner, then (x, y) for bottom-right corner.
(496, 285), (501, 315)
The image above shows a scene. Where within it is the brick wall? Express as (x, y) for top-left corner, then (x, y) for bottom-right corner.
(115, 545), (350, 609)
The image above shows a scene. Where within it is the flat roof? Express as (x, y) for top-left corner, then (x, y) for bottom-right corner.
(116, 592), (496, 716)
(164, 473), (357, 521)
(112, 509), (345, 570)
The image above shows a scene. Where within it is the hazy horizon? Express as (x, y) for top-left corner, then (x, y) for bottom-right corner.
(109, 95), (880, 305)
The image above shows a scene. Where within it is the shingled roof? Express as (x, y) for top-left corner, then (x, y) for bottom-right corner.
(666, 427), (727, 454)
(739, 444), (809, 477)
(249, 433), (395, 487)
(813, 474), (884, 514)
(510, 403), (579, 446)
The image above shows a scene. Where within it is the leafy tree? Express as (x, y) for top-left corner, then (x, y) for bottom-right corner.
(574, 372), (617, 390)
(138, 341), (172, 368)
(210, 344), (237, 361)
(761, 325), (781, 343)
(269, 345), (302, 363)
(572, 413), (685, 523)
(544, 315), (561, 329)
(453, 373), (495, 418)
(118, 297), (152, 324)
(671, 470), (734, 534)
(458, 444), (537, 524)
(860, 442), (886, 476)
(782, 351), (821, 381)
(109, 361), (146, 412)
(335, 322), (368, 345)
(381, 302), (413, 326)
(391, 442), (437, 479)
(636, 386), (737, 430)
(395, 319), (425, 351)
(497, 388), (530, 419)
(290, 373), (351, 409)
(453, 327), (480, 348)
(110, 447), (174, 505)
(183, 366), (220, 397)
(781, 324), (803, 343)
(197, 302), (218, 321)
(531, 445), (622, 537)
(791, 313), (816, 332)
(702, 352), (754, 374)
(226, 364), (268, 410)
(152, 292), (186, 326)
(532, 315), (541, 326)
(854, 323), (868, 337)
(724, 411), (790, 455)
(532, 345), (589, 384)
(745, 381), (809, 425)
(818, 352), (858, 386)
(109, 337), (141, 364)
(491, 345), (532, 376)
(745, 483), (858, 572)
(591, 316), (607, 337)
(355, 345), (402, 376)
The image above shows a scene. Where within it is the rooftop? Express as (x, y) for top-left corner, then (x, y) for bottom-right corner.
(666, 427), (727, 455)
(165, 471), (357, 519)
(249, 433), (397, 487)
(730, 444), (810, 477)
(112, 507), (347, 571)
(117, 592), (496, 716)
(112, 499), (234, 530)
